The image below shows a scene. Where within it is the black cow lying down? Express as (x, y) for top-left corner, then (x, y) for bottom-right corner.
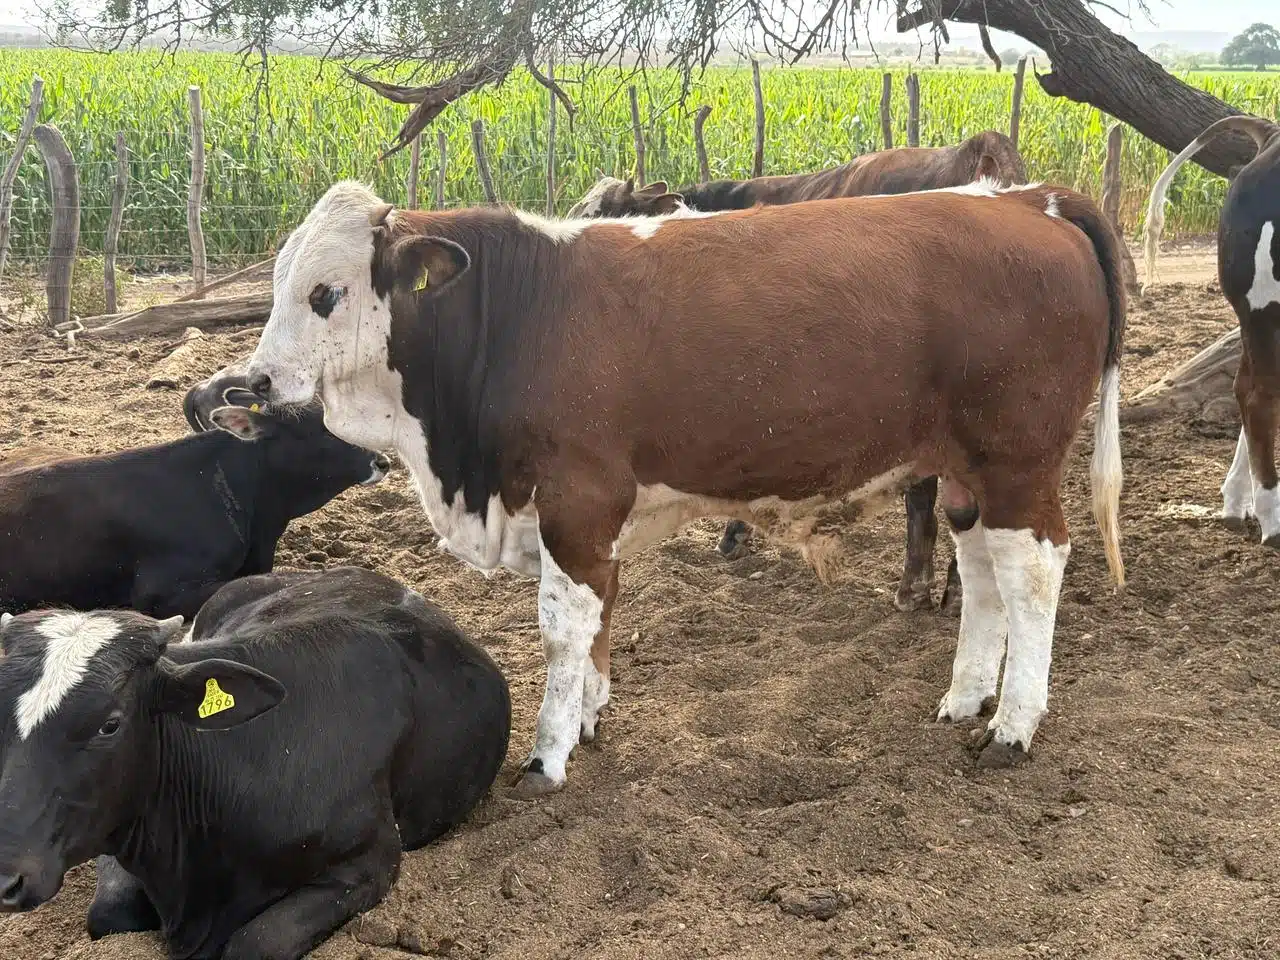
(0, 566), (511, 960)
(0, 365), (389, 620)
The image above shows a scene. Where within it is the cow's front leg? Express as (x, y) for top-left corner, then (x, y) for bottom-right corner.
(514, 510), (620, 799)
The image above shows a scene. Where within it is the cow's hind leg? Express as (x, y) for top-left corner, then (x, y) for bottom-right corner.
(936, 482), (1005, 722)
(1235, 339), (1280, 547)
(1220, 427), (1255, 532)
(977, 487), (1070, 769)
(894, 476), (939, 612)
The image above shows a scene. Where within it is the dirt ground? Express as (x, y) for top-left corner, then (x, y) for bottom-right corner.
(0, 245), (1276, 960)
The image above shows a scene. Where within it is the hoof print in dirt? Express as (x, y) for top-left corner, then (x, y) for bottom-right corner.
(973, 733), (1030, 770)
(771, 886), (849, 921)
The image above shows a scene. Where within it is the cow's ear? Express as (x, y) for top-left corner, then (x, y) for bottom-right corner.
(645, 193), (684, 215)
(153, 657), (286, 731)
(209, 404), (269, 441)
(390, 235), (471, 297)
(634, 180), (669, 198)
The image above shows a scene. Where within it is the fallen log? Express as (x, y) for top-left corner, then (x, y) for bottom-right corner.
(78, 294), (271, 340)
(1121, 327), (1241, 423)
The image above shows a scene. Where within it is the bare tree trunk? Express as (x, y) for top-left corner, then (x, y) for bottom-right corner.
(694, 105), (712, 183)
(104, 132), (128, 315)
(33, 124), (79, 330)
(898, 0), (1260, 176)
(1124, 328), (1241, 423)
(0, 75), (43, 282)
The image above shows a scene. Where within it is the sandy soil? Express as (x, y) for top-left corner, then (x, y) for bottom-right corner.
(0, 254), (1276, 960)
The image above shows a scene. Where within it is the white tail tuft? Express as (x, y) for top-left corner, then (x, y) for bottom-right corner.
(1091, 365), (1125, 588)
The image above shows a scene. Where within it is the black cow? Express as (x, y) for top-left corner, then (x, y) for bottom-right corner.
(1143, 115), (1280, 545)
(0, 566), (512, 960)
(0, 366), (390, 619)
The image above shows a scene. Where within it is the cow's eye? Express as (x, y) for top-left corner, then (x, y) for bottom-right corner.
(308, 284), (343, 318)
(97, 717), (121, 738)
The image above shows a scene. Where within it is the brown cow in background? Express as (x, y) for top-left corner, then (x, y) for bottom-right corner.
(568, 129), (1029, 617)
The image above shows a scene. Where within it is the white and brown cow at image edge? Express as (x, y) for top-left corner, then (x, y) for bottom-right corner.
(1143, 114), (1280, 545)
(244, 177), (1127, 797)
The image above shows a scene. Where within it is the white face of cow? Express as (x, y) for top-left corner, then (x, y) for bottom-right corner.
(248, 182), (391, 423)
(247, 181), (470, 454)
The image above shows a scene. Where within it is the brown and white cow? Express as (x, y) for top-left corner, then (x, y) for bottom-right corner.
(567, 129), (1027, 219)
(245, 178), (1125, 797)
(1143, 115), (1280, 544)
(568, 130), (1029, 615)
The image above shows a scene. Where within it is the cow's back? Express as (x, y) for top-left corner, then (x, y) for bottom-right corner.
(561, 187), (1110, 494)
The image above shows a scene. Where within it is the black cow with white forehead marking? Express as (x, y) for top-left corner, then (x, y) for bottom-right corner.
(0, 566), (511, 960)
(0, 362), (390, 620)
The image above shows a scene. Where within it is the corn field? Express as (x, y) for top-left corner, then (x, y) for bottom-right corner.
(2, 49), (1278, 266)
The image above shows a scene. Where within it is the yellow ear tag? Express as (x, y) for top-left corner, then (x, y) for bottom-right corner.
(249, 403), (261, 413)
(413, 269), (429, 292)
(197, 678), (235, 719)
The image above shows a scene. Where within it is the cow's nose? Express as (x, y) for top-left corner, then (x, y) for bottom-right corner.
(0, 873), (25, 908)
(248, 372), (272, 398)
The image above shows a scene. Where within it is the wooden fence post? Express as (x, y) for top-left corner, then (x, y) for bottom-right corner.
(628, 86), (645, 186)
(693, 105), (712, 183)
(1010, 56), (1028, 149)
(546, 57), (557, 217)
(906, 73), (920, 147)
(407, 133), (422, 209)
(187, 86), (207, 292)
(751, 59), (765, 177)
(880, 73), (893, 150)
(0, 75), (44, 282)
(470, 119), (498, 204)
(32, 124), (79, 330)
(1101, 121), (1123, 229)
(104, 132), (128, 315)
(1101, 120), (1138, 290)
(434, 131), (448, 210)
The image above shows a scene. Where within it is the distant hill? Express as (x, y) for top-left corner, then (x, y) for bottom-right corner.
(1129, 30), (1229, 54)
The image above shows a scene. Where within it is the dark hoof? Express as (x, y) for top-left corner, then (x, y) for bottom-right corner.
(509, 770), (563, 800)
(1263, 533), (1280, 550)
(938, 586), (963, 619)
(1220, 515), (1250, 534)
(974, 733), (1029, 770)
(893, 584), (932, 613)
(718, 520), (753, 559)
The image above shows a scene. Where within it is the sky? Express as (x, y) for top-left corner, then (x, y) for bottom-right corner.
(0, 0), (1274, 46)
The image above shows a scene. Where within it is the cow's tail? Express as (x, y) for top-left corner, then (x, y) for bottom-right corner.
(1143, 115), (1279, 291)
(1055, 191), (1127, 588)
